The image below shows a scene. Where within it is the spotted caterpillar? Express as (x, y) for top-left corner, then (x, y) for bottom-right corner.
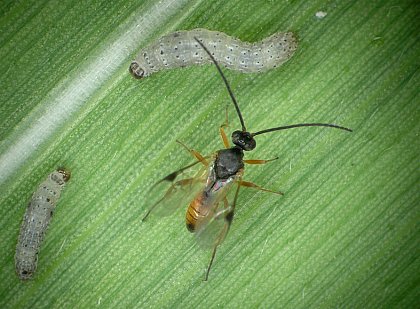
(15, 169), (71, 280)
(129, 28), (298, 79)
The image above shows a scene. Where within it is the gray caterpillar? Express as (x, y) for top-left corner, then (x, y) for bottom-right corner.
(15, 169), (71, 280)
(129, 28), (298, 79)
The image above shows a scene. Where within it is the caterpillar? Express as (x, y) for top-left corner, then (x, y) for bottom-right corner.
(129, 28), (298, 79)
(15, 168), (71, 280)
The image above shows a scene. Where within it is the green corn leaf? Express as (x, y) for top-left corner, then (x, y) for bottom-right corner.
(0, 0), (418, 308)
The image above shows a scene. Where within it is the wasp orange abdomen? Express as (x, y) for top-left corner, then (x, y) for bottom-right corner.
(186, 192), (210, 232)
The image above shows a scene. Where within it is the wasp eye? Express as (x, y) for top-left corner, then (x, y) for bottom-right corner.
(232, 130), (256, 151)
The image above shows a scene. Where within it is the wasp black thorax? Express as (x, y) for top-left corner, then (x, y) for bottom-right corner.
(214, 147), (244, 179)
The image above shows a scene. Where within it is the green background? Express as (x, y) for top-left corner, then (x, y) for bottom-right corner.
(0, 0), (418, 308)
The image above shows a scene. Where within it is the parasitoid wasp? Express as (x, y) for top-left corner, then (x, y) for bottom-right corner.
(142, 37), (352, 281)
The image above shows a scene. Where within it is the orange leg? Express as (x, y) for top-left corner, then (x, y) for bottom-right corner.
(219, 126), (230, 149)
(244, 157), (279, 165)
(176, 140), (208, 166)
(219, 106), (230, 148)
(239, 180), (283, 195)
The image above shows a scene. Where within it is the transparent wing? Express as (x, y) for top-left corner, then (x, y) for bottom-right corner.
(195, 180), (239, 249)
(196, 180), (242, 281)
(143, 160), (208, 220)
(195, 203), (230, 249)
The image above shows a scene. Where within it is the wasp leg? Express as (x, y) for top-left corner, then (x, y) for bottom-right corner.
(244, 157), (279, 164)
(239, 180), (283, 195)
(219, 106), (230, 149)
(142, 178), (196, 221)
(176, 140), (208, 166)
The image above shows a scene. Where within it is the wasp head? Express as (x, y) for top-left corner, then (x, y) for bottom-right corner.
(231, 130), (256, 151)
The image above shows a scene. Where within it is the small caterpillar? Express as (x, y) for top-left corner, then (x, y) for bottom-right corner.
(15, 168), (71, 280)
(129, 28), (298, 79)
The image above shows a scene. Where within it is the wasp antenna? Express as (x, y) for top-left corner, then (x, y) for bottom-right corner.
(252, 123), (353, 136)
(194, 37), (247, 132)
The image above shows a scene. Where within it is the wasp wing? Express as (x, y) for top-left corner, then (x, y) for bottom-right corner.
(194, 180), (240, 249)
(143, 160), (208, 220)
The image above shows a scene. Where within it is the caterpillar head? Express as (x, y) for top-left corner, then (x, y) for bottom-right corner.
(129, 61), (145, 79)
(57, 168), (71, 182)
